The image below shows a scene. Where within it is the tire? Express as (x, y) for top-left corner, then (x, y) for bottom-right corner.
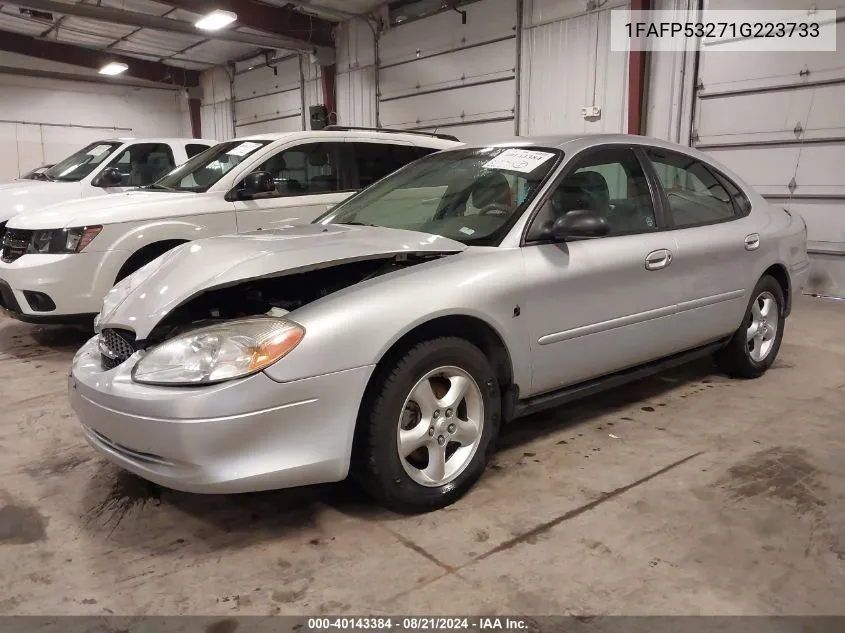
(353, 337), (502, 513)
(714, 275), (785, 379)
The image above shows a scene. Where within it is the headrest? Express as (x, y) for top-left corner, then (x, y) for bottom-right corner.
(472, 171), (512, 209)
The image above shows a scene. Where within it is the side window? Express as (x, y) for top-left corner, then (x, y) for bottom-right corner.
(715, 170), (752, 217)
(352, 143), (436, 188)
(527, 147), (657, 240)
(249, 142), (341, 198)
(645, 149), (737, 227)
(105, 143), (176, 186)
(186, 143), (211, 159)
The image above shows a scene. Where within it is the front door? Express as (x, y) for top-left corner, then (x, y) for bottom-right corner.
(521, 146), (684, 395)
(232, 141), (355, 231)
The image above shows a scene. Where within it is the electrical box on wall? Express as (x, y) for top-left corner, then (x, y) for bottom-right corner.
(310, 105), (329, 130)
(581, 106), (602, 121)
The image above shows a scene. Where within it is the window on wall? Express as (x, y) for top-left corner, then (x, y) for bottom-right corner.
(645, 149), (737, 227)
(528, 147), (657, 240)
(352, 143), (438, 188)
(252, 142), (342, 197)
(106, 143), (176, 187)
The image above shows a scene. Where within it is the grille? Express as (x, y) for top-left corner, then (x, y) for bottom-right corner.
(1, 228), (32, 264)
(99, 328), (137, 370)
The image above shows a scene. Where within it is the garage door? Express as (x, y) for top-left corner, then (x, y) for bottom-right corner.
(377, 0), (518, 143)
(233, 56), (304, 137)
(692, 0), (845, 295)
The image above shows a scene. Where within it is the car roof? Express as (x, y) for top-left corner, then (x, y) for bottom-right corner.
(103, 138), (217, 144)
(232, 129), (460, 148)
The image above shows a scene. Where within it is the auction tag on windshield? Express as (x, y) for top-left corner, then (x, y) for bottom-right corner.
(86, 145), (111, 157)
(226, 141), (263, 157)
(482, 149), (556, 173)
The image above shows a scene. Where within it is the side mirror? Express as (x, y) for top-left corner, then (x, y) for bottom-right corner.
(242, 171), (276, 197)
(94, 167), (123, 188)
(551, 209), (610, 241)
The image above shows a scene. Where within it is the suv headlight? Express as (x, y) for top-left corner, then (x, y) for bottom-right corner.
(28, 226), (102, 254)
(132, 318), (305, 386)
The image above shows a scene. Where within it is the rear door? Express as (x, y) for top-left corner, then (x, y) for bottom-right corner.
(232, 141), (355, 231)
(521, 146), (684, 395)
(642, 147), (758, 346)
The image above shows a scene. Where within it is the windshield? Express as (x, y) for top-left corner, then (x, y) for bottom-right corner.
(153, 140), (272, 192)
(42, 142), (122, 182)
(318, 146), (562, 245)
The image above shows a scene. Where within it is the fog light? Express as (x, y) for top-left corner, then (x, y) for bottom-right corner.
(23, 290), (56, 312)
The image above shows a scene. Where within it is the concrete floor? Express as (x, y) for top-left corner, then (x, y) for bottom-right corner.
(1, 295), (844, 617)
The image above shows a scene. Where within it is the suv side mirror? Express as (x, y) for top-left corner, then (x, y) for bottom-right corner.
(242, 171), (276, 197)
(93, 166), (123, 188)
(551, 209), (610, 241)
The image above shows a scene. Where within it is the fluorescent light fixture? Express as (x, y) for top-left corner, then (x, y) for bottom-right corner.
(99, 62), (128, 76)
(195, 9), (237, 31)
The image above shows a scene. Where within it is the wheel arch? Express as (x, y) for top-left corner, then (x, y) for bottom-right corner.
(762, 263), (791, 317)
(115, 239), (190, 283)
(354, 314), (516, 440)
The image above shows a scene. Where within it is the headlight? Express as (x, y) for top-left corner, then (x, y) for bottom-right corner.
(132, 318), (305, 386)
(27, 226), (102, 254)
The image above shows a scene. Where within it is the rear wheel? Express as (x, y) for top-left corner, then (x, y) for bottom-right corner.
(353, 337), (501, 513)
(714, 275), (785, 378)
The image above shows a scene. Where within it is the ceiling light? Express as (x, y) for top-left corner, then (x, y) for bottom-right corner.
(99, 62), (128, 76)
(195, 9), (237, 31)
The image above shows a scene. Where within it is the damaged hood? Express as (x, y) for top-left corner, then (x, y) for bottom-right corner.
(98, 223), (467, 337)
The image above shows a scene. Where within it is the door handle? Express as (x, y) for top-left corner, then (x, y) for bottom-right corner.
(744, 233), (760, 251)
(645, 249), (672, 271)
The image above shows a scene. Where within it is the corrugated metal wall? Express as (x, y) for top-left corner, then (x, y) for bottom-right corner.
(336, 19), (378, 127)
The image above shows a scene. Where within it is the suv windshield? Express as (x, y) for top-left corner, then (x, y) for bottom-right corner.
(318, 146), (562, 245)
(42, 142), (122, 182)
(153, 140), (271, 192)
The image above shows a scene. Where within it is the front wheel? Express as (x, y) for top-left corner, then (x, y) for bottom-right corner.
(353, 337), (501, 513)
(714, 275), (785, 378)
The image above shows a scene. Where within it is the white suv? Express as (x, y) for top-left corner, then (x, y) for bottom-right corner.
(0, 127), (460, 324)
(0, 138), (216, 235)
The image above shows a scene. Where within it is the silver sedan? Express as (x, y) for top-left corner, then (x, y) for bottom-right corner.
(69, 134), (810, 512)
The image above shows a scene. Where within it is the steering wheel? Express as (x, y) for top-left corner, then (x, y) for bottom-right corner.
(479, 204), (512, 217)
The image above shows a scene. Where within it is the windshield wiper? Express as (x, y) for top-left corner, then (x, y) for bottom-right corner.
(144, 183), (176, 191)
(338, 221), (378, 227)
(30, 172), (55, 182)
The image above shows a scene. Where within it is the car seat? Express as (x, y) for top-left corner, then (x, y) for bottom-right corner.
(469, 172), (513, 213)
(306, 149), (337, 192)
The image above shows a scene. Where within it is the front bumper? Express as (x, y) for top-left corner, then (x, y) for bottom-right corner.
(0, 251), (125, 322)
(69, 335), (375, 493)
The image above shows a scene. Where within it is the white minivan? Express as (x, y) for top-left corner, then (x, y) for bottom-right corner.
(0, 127), (460, 323)
(0, 138), (216, 238)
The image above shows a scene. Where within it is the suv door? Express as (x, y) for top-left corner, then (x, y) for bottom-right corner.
(643, 148), (756, 346)
(231, 141), (354, 231)
(521, 146), (684, 395)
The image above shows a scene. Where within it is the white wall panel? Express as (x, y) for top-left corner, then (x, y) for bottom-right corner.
(200, 67), (234, 141)
(336, 19), (377, 127)
(521, 0), (629, 136)
(0, 55), (189, 180)
(233, 57), (304, 135)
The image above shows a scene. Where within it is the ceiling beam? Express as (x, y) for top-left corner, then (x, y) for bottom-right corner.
(156, 0), (336, 48)
(0, 30), (200, 87)
(17, 0), (331, 53)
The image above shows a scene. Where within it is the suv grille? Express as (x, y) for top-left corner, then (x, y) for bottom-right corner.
(99, 328), (137, 370)
(1, 228), (32, 263)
